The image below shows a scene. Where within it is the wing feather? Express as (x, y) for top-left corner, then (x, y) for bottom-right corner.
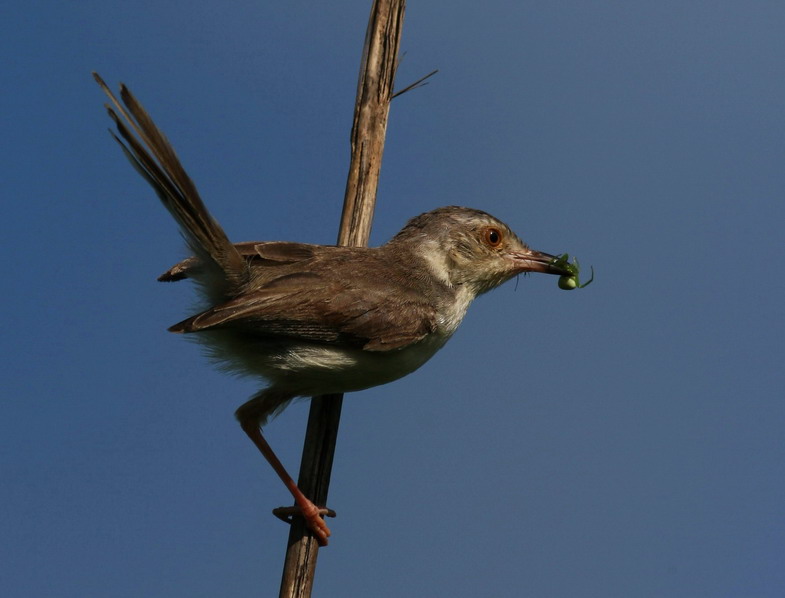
(169, 257), (438, 351)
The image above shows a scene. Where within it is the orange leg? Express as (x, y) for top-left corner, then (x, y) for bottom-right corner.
(240, 421), (331, 546)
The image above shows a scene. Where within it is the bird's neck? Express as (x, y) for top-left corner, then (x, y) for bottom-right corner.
(410, 238), (455, 287)
(382, 238), (477, 338)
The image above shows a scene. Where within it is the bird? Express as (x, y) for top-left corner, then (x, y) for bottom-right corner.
(94, 72), (571, 546)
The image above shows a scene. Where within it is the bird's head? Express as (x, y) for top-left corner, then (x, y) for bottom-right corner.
(389, 206), (570, 296)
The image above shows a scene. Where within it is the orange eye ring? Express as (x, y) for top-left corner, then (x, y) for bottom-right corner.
(483, 227), (503, 248)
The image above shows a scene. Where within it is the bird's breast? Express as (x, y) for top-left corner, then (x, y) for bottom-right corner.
(199, 326), (454, 397)
(434, 284), (474, 336)
(269, 332), (452, 395)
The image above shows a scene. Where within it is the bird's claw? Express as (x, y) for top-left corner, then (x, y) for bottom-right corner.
(272, 504), (335, 546)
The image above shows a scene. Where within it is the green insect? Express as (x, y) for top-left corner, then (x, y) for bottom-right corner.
(551, 253), (594, 290)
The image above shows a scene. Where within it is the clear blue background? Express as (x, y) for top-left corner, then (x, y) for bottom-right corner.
(3, 2), (784, 596)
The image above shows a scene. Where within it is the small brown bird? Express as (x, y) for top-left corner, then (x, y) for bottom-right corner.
(95, 73), (571, 545)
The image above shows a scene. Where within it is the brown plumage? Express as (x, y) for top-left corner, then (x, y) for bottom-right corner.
(94, 73), (570, 546)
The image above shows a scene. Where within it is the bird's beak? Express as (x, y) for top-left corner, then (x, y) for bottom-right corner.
(510, 249), (571, 276)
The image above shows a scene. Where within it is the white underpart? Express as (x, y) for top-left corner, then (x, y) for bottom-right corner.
(417, 239), (475, 336)
(266, 332), (451, 395)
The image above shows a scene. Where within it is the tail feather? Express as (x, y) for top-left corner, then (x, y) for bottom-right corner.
(94, 72), (248, 293)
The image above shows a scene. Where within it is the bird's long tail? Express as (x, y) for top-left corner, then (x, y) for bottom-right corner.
(93, 72), (248, 295)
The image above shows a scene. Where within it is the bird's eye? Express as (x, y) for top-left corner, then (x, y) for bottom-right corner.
(483, 227), (503, 248)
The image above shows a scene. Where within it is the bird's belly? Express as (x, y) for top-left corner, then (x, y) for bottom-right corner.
(200, 330), (450, 396)
(268, 335), (449, 394)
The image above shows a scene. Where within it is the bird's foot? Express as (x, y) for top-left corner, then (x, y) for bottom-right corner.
(272, 502), (336, 546)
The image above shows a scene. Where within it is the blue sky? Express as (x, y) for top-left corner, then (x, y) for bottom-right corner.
(3, 2), (784, 596)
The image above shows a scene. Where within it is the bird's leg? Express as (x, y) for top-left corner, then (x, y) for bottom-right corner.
(236, 395), (332, 546)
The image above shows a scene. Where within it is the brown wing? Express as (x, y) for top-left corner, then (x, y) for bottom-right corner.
(168, 252), (439, 351)
(158, 241), (332, 281)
